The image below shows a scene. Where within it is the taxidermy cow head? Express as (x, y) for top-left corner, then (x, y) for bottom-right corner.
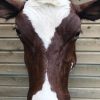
(0, 0), (100, 100)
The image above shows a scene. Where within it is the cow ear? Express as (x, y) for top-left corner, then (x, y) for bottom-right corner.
(0, 0), (24, 19)
(5, 0), (25, 10)
(77, 0), (100, 21)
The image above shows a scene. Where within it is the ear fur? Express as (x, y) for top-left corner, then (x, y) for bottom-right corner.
(0, 0), (25, 19)
(75, 0), (100, 21)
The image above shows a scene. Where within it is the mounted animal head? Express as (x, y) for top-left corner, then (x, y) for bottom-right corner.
(0, 0), (100, 100)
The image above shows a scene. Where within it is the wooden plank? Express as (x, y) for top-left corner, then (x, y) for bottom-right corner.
(0, 39), (23, 51)
(69, 77), (100, 88)
(0, 18), (100, 24)
(0, 64), (27, 75)
(1, 75), (100, 88)
(0, 86), (100, 98)
(0, 19), (15, 24)
(72, 0), (92, 4)
(80, 24), (100, 38)
(1, 64), (100, 88)
(0, 25), (17, 37)
(0, 52), (24, 63)
(72, 99), (100, 100)
(0, 51), (100, 64)
(70, 88), (100, 99)
(0, 86), (28, 97)
(77, 52), (100, 64)
(1, 38), (100, 51)
(0, 63), (100, 86)
(1, 64), (100, 77)
(82, 20), (100, 24)
(70, 64), (100, 77)
(0, 76), (28, 86)
(0, 97), (26, 100)
(76, 39), (100, 51)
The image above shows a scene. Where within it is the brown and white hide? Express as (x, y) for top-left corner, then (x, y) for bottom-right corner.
(0, 0), (100, 100)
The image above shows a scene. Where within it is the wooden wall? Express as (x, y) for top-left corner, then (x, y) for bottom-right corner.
(0, 0), (100, 100)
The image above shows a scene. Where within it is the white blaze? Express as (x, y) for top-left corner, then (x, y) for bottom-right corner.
(23, 0), (71, 49)
(32, 73), (58, 100)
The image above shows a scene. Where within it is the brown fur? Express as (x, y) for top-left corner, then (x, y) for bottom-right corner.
(15, 8), (81, 100)
(16, 14), (46, 99)
(0, 0), (100, 100)
(47, 10), (80, 100)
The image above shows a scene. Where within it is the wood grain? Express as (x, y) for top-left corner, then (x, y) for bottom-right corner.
(0, 38), (100, 51)
(0, 24), (100, 38)
(0, 51), (100, 64)
(1, 75), (100, 88)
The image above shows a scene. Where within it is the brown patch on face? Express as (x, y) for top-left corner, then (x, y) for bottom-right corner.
(47, 10), (81, 100)
(15, 13), (46, 99)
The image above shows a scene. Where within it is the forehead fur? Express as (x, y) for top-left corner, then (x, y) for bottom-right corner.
(23, 0), (71, 49)
(26, 0), (70, 6)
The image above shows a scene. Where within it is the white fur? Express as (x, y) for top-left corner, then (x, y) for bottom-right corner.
(23, 0), (71, 49)
(24, 0), (70, 6)
(32, 73), (58, 100)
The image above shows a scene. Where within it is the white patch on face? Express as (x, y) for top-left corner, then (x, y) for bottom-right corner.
(32, 73), (58, 100)
(23, 0), (71, 49)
